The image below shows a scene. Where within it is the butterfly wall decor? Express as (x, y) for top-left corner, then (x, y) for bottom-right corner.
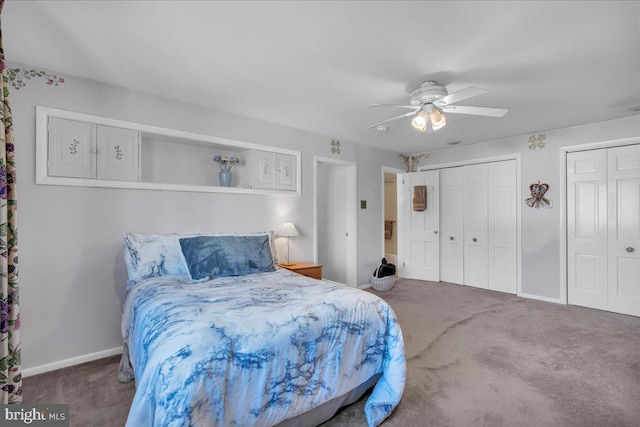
(526, 181), (551, 209)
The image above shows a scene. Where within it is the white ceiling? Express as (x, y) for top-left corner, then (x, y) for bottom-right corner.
(4, 1), (640, 153)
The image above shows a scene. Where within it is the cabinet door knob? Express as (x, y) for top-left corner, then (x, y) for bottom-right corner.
(473, 237), (478, 242)
(627, 247), (635, 253)
(450, 236), (454, 241)
(434, 230), (439, 234)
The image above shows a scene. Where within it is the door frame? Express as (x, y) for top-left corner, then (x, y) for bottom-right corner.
(314, 156), (358, 287)
(560, 136), (640, 306)
(416, 154), (522, 296)
(381, 166), (405, 261)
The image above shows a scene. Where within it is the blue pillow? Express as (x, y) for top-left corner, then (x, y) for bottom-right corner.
(179, 235), (276, 280)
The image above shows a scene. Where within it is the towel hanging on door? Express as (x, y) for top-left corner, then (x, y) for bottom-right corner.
(413, 185), (427, 211)
(384, 220), (394, 239)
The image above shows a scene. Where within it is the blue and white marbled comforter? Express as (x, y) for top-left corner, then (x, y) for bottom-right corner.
(121, 269), (405, 426)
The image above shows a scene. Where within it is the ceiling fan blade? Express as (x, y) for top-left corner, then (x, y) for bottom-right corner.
(365, 110), (419, 129)
(435, 86), (488, 106)
(441, 105), (509, 117)
(368, 103), (419, 109)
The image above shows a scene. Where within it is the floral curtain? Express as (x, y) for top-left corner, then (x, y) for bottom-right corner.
(0, 0), (22, 404)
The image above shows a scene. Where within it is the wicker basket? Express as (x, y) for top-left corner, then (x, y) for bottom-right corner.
(370, 275), (395, 292)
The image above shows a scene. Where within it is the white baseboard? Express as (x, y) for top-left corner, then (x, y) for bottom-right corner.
(358, 283), (372, 290)
(519, 292), (565, 305)
(22, 346), (123, 378)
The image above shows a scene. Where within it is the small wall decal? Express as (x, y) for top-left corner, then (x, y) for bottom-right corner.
(528, 134), (547, 150)
(398, 153), (430, 172)
(526, 181), (552, 209)
(68, 139), (79, 155)
(7, 68), (65, 90)
(330, 139), (341, 155)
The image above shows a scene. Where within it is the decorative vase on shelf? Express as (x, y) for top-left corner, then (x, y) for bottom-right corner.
(219, 168), (232, 187)
(213, 154), (240, 187)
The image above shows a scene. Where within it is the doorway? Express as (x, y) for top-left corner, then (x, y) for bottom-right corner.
(382, 167), (404, 267)
(314, 157), (357, 287)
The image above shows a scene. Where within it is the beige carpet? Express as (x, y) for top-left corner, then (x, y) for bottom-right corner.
(24, 279), (640, 426)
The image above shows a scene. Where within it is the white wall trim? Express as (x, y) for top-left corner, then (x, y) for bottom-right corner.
(559, 136), (640, 307)
(22, 346), (123, 378)
(314, 156), (358, 287)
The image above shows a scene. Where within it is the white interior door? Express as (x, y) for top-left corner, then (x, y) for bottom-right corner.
(464, 164), (488, 288)
(317, 163), (347, 284)
(315, 157), (358, 287)
(607, 144), (640, 317)
(440, 167), (464, 285)
(567, 149), (609, 310)
(399, 171), (440, 281)
(487, 161), (517, 294)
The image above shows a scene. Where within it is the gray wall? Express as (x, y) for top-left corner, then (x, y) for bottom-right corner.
(418, 115), (640, 301)
(10, 62), (405, 371)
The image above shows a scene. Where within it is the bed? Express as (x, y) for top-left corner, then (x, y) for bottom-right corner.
(119, 232), (406, 427)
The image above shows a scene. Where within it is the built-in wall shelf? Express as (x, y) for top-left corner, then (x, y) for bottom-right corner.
(35, 106), (302, 196)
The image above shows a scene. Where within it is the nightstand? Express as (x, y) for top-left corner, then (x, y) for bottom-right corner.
(280, 262), (322, 280)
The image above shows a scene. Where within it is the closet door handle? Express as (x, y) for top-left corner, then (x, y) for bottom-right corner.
(450, 236), (454, 241)
(472, 237), (478, 242)
(627, 247), (635, 253)
(434, 230), (439, 234)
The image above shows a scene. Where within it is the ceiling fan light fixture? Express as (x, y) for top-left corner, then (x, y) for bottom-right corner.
(430, 108), (447, 131)
(411, 111), (428, 132)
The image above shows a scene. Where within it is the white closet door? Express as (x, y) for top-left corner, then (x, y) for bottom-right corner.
(567, 150), (608, 310)
(488, 161), (517, 294)
(440, 167), (464, 285)
(607, 144), (640, 317)
(464, 164), (488, 288)
(399, 171), (440, 281)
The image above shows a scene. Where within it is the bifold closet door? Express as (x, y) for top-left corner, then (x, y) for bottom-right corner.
(567, 149), (608, 310)
(439, 160), (517, 292)
(487, 161), (517, 294)
(440, 167), (464, 285)
(464, 164), (489, 288)
(567, 144), (640, 317)
(607, 145), (640, 317)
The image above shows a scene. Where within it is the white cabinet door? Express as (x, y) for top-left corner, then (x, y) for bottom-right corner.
(276, 153), (296, 191)
(97, 126), (140, 181)
(464, 163), (489, 289)
(488, 161), (517, 294)
(440, 167), (464, 285)
(607, 144), (640, 317)
(254, 151), (277, 189)
(567, 150), (609, 310)
(48, 118), (96, 179)
(399, 171), (440, 281)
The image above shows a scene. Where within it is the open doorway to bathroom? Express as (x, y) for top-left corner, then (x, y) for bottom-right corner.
(382, 167), (403, 267)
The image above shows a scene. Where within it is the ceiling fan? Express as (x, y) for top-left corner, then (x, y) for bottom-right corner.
(366, 81), (508, 132)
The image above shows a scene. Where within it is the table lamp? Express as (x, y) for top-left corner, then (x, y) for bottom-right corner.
(279, 222), (299, 266)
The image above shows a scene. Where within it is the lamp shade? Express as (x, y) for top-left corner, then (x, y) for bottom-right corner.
(430, 109), (447, 130)
(411, 111), (428, 132)
(280, 222), (299, 237)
